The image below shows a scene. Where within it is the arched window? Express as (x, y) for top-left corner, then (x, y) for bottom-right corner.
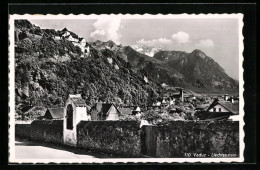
(66, 104), (73, 130)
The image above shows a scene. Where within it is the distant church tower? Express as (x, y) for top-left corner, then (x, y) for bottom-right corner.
(180, 88), (184, 102)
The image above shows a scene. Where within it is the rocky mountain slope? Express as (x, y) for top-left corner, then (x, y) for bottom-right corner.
(91, 40), (238, 93)
(90, 41), (185, 87)
(154, 49), (239, 92)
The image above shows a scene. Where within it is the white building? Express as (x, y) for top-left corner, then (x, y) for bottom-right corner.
(204, 99), (239, 120)
(63, 94), (90, 146)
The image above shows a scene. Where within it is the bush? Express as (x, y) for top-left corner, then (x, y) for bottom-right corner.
(141, 110), (160, 122)
(24, 106), (47, 120)
(119, 114), (139, 121)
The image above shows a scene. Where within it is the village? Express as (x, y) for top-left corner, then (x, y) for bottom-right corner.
(14, 86), (240, 157)
(14, 25), (239, 124)
(39, 85), (239, 123)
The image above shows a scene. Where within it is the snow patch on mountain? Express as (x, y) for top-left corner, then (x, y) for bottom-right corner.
(131, 44), (162, 57)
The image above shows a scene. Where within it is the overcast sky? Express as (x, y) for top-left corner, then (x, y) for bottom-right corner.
(28, 18), (240, 80)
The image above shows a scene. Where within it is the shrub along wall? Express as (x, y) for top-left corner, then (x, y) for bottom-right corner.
(15, 123), (31, 139)
(77, 121), (143, 157)
(30, 120), (63, 144)
(145, 121), (239, 158)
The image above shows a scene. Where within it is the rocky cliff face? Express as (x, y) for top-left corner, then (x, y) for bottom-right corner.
(89, 36), (238, 93)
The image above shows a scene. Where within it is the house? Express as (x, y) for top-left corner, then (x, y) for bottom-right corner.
(163, 97), (175, 107)
(43, 108), (64, 119)
(169, 98), (175, 105)
(15, 88), (29, 100)
(170, 88), (184, 102)
(90, 103), (121, 121)
(60, 28), (69, 35)
(152, 97), (174, 109)
(132, 106), (141, 115)
(85, 46), (90, 54)
(144, 76), (148, 83)
(146, 105), (161, 111)
(224, 94), (229, 101)
(79, 37), (86, 44)
(169, 107), (183, 114)
(54, 35), (61, 40)
(140, 120), (150, 128)
(161, 83), (168, 88)
(65, 35), (78, 42)
(227, 97), (234, 103)
(228, 115), (240, 121)
(132, 106), (142, 118)
(233, 96), (239, 102)
(201, 99), (239, 120)
(161, 99), (168, 107)
(169, 108), (177, 114)
(153, 101), (161, 107)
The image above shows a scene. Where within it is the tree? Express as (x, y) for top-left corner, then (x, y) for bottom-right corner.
(141, 110), (160, 123)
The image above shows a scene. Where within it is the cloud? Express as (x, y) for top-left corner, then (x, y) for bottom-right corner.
(136, 38), (172, 47)
(197, 39), (215, 47)
(90, 18), (121, 44)
(171, 31), (190, 44)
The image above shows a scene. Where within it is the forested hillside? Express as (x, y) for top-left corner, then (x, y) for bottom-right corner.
(15, 20), (162, 110)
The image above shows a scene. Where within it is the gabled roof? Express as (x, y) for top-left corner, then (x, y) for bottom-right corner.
(46, 108), (64, 119)
(15, 88), (29, 98)
(171, 92), (181, 96)
(86, 105), (91, 111)
(133, 106), (141, 112)
(70, 97), (87, 107)
(92, 103), (121, 116)
(79, 37), (85, 41)
(101, 103), (113, 116)
(207, 99), (239, 115)
(218, 101), (239, 115)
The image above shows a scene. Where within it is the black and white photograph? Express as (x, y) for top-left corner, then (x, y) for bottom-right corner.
(9, 14), (244, 163)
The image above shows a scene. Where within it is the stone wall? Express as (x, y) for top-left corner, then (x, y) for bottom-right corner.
(15, 120), (239, 158)
(143, 121), (239, 158)
(77, 121), (143, 157)
(30, 120), (63, 144)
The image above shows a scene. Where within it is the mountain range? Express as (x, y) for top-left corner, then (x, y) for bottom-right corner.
(14, 20), (238, 108)
(90, 40), (238, 93)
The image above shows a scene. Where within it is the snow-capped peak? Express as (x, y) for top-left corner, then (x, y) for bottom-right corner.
(131, 44), (162, 57)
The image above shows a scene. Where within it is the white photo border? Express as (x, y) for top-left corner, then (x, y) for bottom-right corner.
(9, 14), (244, 163)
